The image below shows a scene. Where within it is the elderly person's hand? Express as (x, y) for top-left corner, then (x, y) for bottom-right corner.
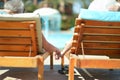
(54, 49), (61, 60)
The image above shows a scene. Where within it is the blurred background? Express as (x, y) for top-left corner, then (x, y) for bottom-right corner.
(0, 0), (93, 30)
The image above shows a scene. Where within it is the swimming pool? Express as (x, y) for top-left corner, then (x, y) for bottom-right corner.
(43, 31), (73, 49)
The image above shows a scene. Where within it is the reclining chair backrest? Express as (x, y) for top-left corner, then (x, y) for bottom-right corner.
(71, 18), (120, 58)
(68, 9), (120, 80)
(0, 13), (42, 57)
(71, 9), (120, 58)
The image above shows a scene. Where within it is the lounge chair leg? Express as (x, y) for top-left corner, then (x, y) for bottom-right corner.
(50, 53), (53, 69)
(61, 56), (64, 69)
(58, 56), (69, 74)
(38, 56), (44, 80)
(58, 56), (66, 74)
(68, 58), (75, 80)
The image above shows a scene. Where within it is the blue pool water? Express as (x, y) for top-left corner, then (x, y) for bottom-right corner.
(44, 31), (73, 49)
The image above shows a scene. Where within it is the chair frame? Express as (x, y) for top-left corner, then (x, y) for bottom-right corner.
(64, 18), (120, 80)
(0, 13), (53, 80)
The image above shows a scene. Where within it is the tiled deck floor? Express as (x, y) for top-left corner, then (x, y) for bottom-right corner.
(0, 56), (120, 80)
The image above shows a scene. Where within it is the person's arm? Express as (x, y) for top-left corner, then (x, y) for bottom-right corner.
(61, 39), (72, 57)
(42, 33), (61, 59)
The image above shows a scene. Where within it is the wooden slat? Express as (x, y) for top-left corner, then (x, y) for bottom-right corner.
(83, 40), (120, 44)
(76, 19), (120, 26)
(0, 21), (35, 29)
(85, 24), (120, 29)
(0, 38), (31, 44)
(0, 52), (35, 56)
(84, 28), (120, 34)
(83, 33), (120, 36)
(0, 56), (37, 67)
(75, 59), (120, 69)
(83, 36), (120, 41)
(0, 45), (33, 51)
(84, 42), (120, 49)
(78, 49), (120, 57)
(0, 30), (31, 37)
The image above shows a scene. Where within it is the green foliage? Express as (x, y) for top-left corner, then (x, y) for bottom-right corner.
(25, 4), (37, 12)
(61, 14), (77, 30)
(23, 0), (38, 12)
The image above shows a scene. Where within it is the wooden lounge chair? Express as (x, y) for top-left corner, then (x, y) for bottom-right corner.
(0, 13), (53, 80)
(68, 18), (120, 80)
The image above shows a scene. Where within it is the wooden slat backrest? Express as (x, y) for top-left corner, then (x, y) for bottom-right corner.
(0, 21), (37, 56)
(0, 13), (42, 57)
(71, 18), (120, 58)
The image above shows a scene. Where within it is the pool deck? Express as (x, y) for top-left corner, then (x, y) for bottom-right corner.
(0, 55), (120, 80)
